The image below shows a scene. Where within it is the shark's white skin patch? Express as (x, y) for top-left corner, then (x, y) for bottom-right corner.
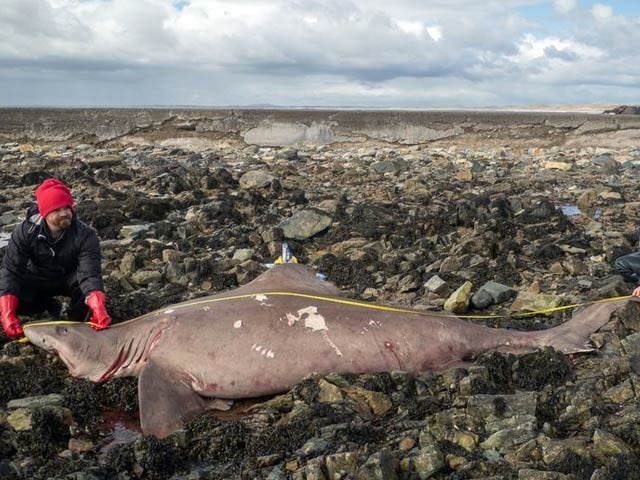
(251, 344), (275, 359)
(286, 306), (327, 331)
(255, 294), (272, 306)
(285, 306), (342, 356)
(322, 332), (343, 357)
(234, 320), (242, 329)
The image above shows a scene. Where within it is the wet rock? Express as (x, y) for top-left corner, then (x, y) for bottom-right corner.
(7, 393), (65, 409)
(279, 209), (333, 240)
(351, 449), (397, 480)
(517, 469), (572, 479)
(423, 275), (447, 295)
(119, 224), (151, 239)
(344, 386), (393, 416)
(130, 269), (163, 286)
(326, 451), (358, 479)
(475, 280), (517, 305)
(592, 428), (633, 457)
(471, 288), (493, 308)
(84, 154), (123, 168)
(510, 292), (564, 313)
(316, 379), (344, 403)
(412, 445), (445, 479)
(239, 170), (275, 189)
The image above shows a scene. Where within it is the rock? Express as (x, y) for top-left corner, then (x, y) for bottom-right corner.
(424, 275), (447, 295)
(279, 209), (332, 240)
(371, 159), (406, 174)
(509, 292), (564, 313)
(443, 281), (473, 313)
(602, 379), (635, 405)
(85, 154), (123, 168)
(592, 429), (633, 457)
(471, 288), (493, 308)
(475, 280), (516, 305)
(6, 409), (34, 431)
(68, 438), (96, 453)
(119, 224), (151, 239)
(7, 393), (65, 409)
(518, 469), (572, 479)
(266, 465), (288, 480)
(130, 269), (163, 286)
(7, 406), (73, 431)
(239, 170), (275, 189)
(467, 392), (537, 420)
(297, 437), (329, 457)
(480, 418), (538, 451)
(316, 379), (344, 403)
(352, 449), (397, 480)
(412, 445), (445, 479)
(604, 105), (640, 115)
(326, 452), (358, 479)
(344, 386), (393, 416)
(0, 210), (21, 227)
(232, 248), (254, 262)
(542, 161), (573, 171)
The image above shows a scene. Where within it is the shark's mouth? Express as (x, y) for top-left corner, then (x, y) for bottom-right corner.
(56, 349), (75, 373)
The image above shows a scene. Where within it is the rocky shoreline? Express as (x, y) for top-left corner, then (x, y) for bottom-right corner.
(1, 112), (639, 479)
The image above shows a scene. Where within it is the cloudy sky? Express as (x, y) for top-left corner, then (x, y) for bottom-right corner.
(1, 0), (638, 108)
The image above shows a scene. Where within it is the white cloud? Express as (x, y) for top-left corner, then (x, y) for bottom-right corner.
(513, 34), (604, 61)
(553, 0), (577, 14)
(426, 26), (443, 42)
(0, 0), (638, 107)
(591, 3), (613, 20)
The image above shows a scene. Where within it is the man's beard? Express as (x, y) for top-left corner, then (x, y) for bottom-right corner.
(55, 217), (72, 230)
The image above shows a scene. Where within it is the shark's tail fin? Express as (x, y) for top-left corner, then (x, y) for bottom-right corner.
(533, 299), (626, 354)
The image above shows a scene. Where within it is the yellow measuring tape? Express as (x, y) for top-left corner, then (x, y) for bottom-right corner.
(147, 291), (632, 320)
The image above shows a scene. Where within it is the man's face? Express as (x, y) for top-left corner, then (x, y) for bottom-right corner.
(45, 207), (73, 231)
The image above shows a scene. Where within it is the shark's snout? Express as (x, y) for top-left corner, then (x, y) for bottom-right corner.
(23, 322), (74, 354)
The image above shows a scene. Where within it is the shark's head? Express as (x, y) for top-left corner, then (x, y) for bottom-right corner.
(23, 321), (116, 382)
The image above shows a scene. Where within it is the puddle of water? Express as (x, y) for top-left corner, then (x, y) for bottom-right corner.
(559, 205), (582, 217)
(94, 398), (264, 452)
(97, 410), (141, 454)
(558, 205), (602, 220)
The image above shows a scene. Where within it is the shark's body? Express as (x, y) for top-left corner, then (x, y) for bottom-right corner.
(24, 264), (622, 438)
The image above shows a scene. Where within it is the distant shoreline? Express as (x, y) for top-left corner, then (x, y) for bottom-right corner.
(0, 104), (616, 114)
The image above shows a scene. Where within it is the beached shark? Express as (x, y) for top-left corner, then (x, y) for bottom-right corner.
(23, 264), (624, 438)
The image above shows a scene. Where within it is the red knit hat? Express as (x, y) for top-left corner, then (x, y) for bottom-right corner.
(35, 178), (74, 218)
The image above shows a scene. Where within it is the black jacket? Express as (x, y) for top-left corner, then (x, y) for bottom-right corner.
(0, 206), (104, 298)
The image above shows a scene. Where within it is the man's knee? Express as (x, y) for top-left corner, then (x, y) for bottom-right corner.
(614, 255), (628, 273)
(614, 252), (640, 282)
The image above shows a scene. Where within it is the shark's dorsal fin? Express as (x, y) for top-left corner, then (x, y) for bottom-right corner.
(232, 264), (344, 297)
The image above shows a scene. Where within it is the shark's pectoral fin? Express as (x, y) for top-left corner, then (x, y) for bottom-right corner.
(138, 360), (206, 438)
